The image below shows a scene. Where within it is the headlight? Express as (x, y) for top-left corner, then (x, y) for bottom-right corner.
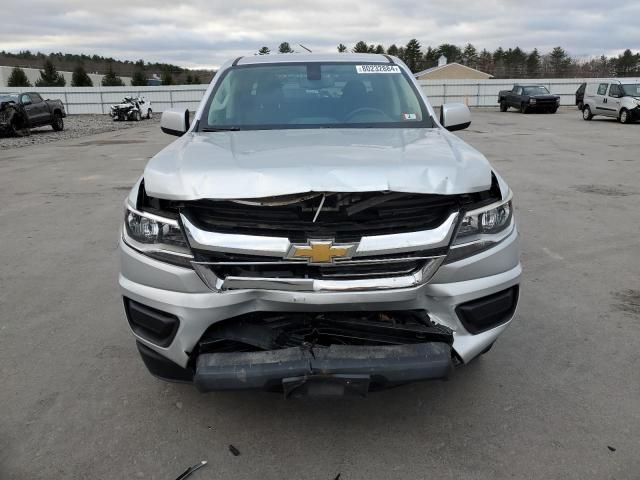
(530, 98), (537, 104)
(446, 194), (514, 263)
(556, 98), (561, 104)
(123, 206), (193, 267)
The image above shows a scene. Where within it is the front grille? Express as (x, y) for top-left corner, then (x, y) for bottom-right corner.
(192, 249), (437, 281)
(208, 259), (426, 280)
(182, 192), (464, 242)
(533, 99), (557, 106)
(196, 311), (454, 355)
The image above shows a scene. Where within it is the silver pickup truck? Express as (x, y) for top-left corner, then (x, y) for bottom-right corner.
(119, 54), (521, 397)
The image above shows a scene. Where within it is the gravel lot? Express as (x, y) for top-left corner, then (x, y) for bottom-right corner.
(0, 109), (638, 479)
(0, 114), (159, 150)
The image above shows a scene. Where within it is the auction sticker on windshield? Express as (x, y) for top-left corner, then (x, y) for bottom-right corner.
(356, 65), (401, 74)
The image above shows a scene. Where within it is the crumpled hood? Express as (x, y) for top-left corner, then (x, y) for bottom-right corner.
(112, 103), (133, 109)
(143, 128), (493, 200)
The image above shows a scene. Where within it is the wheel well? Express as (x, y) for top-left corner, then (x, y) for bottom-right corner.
(53, 109), (62, 116)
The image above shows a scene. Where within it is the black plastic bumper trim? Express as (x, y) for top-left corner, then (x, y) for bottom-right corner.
(124, 298), (179, 347)
(193, 342), (452, 393)
(456, 286), (519, 335)
(136, 341), (193, 383)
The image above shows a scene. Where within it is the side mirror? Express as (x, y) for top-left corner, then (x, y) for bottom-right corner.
(440, 103), (471, 132)
(161, 108), (190, 136)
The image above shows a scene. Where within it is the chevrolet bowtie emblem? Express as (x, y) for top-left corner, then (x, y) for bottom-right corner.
(288, 240), (356, 264)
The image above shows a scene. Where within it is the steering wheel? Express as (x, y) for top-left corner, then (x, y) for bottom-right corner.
(344, 107), (389, 122)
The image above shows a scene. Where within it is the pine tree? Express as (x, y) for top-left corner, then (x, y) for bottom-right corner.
(615, 49), (640, 76)
(374, 44), (385, 54)
(397, 47), (406, 63)
(404, 39), (422, 72)
(549, 47), (571, 77)
(278, 42), (294, 54)
(422, 47), (439, 69)
(131, 60), (147, 86)
(352, 41), (369, 53)
(161, 69), (174, 85)
(462, 43), (478, 68)
(101, 63), (125, 86)
(337, 44), (347, 53)
(493, 47), (505, 78)
(35, 60), (66, 87)
(526, 49), (541, 78)
(258, 46), (270, 55)
(509, 47), (527, 77)
(386, 44), (399, 57)
(478, 49), (493, 75)
(436, 44), (462, 63)
(71, 64), (93, 87)
(7, 66), (31, 87)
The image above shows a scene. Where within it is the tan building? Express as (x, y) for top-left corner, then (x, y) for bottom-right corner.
(414, 56), (493, 80)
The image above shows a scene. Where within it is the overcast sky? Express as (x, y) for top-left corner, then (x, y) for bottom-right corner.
(3, 0), (639, 69)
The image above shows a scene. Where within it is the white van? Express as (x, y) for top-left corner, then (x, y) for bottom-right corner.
(582, 80), (640, 123)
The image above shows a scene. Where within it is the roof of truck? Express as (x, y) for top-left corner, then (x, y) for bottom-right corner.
(235, 53), (395, 66)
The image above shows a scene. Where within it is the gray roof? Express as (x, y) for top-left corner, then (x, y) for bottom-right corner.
(413, 62), (492, 78)
(236, 53), (394, 65)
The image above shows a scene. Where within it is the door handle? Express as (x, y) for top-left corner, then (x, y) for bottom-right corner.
(603, 98), (607, 103)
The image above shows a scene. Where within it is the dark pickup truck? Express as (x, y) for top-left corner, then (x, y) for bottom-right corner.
(0, 92), (66, 136)
(498, 85), (560, 113)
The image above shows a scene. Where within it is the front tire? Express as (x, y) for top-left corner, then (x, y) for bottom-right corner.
(520, 103), (529, 114)
(11, 121), (30, 137)
(52, 112), (64, 131)
(147, 109), (153, 119)
(619, 108), (632, 124)
(134, 110), (141, 122)
(500, 100), (508, 112)
(582, 105), (593, 120)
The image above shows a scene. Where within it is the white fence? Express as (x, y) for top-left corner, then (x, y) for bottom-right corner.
(418, 77), (613, 107)
(0, 78), (615, 114)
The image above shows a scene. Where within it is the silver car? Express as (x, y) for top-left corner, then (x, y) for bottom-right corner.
(582, 80), (640, 123)
(119, 54), (521, 396)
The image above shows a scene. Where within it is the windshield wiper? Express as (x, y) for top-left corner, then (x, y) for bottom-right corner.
(201, 127), (241, 132)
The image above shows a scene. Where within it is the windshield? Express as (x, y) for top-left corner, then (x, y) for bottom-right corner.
(0, 94), (18, 102)
(523, 86), (550, 96)
(621, 84), (640, 97)
(200, 62), (432, 131)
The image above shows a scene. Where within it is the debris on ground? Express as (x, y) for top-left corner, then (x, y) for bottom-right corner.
(175, 460), (207, 480)
(607, 445), (616, 452)
(0, 114), (159, 150)
(228, 444), (241, 456)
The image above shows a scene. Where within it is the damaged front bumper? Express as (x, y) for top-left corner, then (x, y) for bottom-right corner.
(120, 225), (521, 394)
(194, 342), (452, 397)
(134, 309), (456, 396)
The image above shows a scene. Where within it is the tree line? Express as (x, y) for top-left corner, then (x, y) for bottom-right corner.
(257, 40), (640, 78)
(6, 59), (206, 87)
(2, 50), (213, 87)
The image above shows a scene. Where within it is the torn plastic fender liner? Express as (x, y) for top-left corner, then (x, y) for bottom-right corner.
(193, 342), (452, 393)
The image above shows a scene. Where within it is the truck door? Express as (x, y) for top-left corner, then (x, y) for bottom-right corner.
(29, 93), (49, 125)
(511, 86), (523, 107)
(19, 93), (38, 126)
